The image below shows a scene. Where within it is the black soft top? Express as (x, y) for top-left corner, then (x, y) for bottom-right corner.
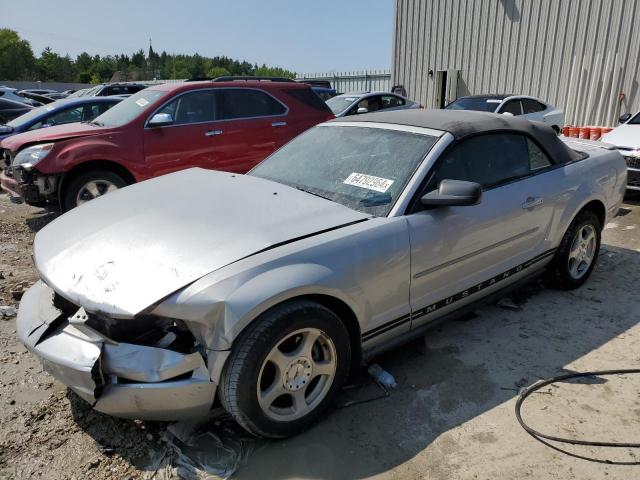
(332, 109), (583, 163)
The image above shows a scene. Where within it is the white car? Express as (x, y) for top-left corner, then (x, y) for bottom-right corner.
(601, 112), (640, 191)
(446, 94), (565, 133)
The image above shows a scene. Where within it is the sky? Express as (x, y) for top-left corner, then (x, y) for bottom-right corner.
(1, 0), (394, 74)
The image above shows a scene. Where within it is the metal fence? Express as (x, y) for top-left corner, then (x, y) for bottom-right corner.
(0, 80), (93, 92)
(297, 70), (392, 94)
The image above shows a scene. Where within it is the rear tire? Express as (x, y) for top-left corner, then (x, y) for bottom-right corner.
(62, 170), (126, 211)
(546, 210), (601, 289)
(219, 300), (351, 438)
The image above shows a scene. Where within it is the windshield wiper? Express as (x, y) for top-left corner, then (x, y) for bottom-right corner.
(295, 186), (332, 201)
(90, 120), (104, 127)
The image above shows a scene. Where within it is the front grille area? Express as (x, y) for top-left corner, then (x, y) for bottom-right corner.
(628, 168), (640, 187)
(624, 155), (640, 169)
(53, 292), (197, 354)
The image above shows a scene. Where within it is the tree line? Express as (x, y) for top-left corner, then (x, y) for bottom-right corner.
(0, 28), (296, 83)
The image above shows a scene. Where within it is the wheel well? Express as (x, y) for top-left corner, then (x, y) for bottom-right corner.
(59, 160), (136, 200)
(296, 294), (363, 376)
(580, 200), (606, 230)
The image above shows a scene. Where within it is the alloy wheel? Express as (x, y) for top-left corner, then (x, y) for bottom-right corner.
(567, 224), (597, 279)
(257, 328), (337, 422)
(76, 179), (119, 205)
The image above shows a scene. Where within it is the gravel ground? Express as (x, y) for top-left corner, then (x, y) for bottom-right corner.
(0, 192), (639, 479)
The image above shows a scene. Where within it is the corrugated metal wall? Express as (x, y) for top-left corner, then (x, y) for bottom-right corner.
(297, 71), (392, 93)
(392, 0), (640, 126)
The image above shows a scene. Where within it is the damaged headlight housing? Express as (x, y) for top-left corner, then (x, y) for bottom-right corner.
(13, 143), (55, 170)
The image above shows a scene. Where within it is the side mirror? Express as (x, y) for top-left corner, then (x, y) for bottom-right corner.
(148, 113), (174, 127)
(356, 107), (369, 114)
(619, 113), (632, 124)
(421, 179), (482, 207)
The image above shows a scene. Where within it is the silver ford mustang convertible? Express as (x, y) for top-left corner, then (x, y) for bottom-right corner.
(17, 110), (626, 438)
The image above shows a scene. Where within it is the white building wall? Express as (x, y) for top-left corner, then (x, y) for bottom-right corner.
(392, 0), (640, 126)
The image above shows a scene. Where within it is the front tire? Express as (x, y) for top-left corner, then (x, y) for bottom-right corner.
(62, 170), (126, 211)
(219, 300), (351, 438)
(546, 210), (601, 289)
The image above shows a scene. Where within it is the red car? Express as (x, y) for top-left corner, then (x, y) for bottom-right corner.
(1, 78), (334, 210)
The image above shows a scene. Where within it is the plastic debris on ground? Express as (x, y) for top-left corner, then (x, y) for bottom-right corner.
(367, 363), (398, 389)
(496, 297), (522, 311)
(159, 408), (257, 480)
(0, 305), (16, 318)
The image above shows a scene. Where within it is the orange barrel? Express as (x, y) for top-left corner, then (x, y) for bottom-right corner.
(601, 127), (613, 136)
(562, 125), (572, 136)
(569, 126), (580, 137)
(589, 127), (602, 140)
(579, 126), (591, 139)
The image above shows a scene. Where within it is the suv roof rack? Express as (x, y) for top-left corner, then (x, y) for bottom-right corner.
(212, 76), (296, 83)
(297, 79), (333, 89)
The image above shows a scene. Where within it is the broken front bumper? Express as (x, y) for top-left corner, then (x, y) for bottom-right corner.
(0, 166), (58, 206)
(17, 281), (216, 421)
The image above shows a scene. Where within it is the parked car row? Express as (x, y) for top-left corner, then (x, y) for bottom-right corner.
(1, 78), (334, 209)
(1, 78), (424, 211)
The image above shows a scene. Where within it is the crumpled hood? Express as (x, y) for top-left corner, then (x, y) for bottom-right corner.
(34, 168), (368, 317)
(602, 124), (640, 150)
(0, 122), (106, 152)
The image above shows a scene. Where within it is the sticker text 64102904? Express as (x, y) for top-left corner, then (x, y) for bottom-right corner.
(343, 172), (394, 193)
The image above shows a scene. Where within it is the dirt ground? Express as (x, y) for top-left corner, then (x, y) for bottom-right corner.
(1, 191), (639, 480)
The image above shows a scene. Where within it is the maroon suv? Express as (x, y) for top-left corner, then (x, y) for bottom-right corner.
(1, 78), (334, 210)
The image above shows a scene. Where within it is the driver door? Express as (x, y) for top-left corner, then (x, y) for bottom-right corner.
(407, 133), (556, 328)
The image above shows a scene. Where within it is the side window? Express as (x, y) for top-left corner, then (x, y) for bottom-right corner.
(381, 95), (405, 109)
(528, 139), (552, 170)
(217, 89), (286, 120)
(429, 133), (530, 189)
(500, 100), (523, 115)
(157, 90), (216, 125)
(45, 107), (83, 126)
(522, 98), (546, 114)
(351, 96), (382, 114)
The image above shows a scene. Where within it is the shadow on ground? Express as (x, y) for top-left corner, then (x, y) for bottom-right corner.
(24, 208), (59, 232)
(69, 244), (640, 479)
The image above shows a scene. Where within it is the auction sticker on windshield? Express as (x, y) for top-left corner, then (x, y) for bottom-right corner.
(344, 172), (394, 193)
(135, 98), (150, 107)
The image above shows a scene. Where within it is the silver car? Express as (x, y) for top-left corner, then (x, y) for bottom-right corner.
(17, 110), (626, 438)
(326, 91), (420, 117)
(445, 94), (565, 133)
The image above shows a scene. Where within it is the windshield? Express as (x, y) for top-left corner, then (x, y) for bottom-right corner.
(326, 96), (359, 115)
(445, 97), (501, 112)
(250, 125), (439, 216)
(629, 112), (640, 125)
(91, 89), (165, 127)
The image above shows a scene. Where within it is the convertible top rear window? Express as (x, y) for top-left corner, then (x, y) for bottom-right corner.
(250, 125), (438, 216)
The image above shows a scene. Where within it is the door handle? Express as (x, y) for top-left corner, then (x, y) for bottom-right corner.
(522, 197), (543, 209)
(205, 130), (223, 137)
(271, 121), (287, 127)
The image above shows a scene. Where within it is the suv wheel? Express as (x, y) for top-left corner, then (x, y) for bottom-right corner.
(219, 300), (351, 438)
(62, 170), (126, 211)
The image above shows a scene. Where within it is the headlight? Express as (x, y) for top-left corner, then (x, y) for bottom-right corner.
(13, 143), (55, 169)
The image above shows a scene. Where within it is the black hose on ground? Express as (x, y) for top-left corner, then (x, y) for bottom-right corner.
(515, 369), (640, 465)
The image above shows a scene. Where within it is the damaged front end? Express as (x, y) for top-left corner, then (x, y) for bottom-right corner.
(17, 281), (216, 421)
(0, 149), (58, 206)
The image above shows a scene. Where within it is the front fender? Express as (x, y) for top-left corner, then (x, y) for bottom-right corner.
(153, 262), (366, 351)
(221, 263), (365, 347)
